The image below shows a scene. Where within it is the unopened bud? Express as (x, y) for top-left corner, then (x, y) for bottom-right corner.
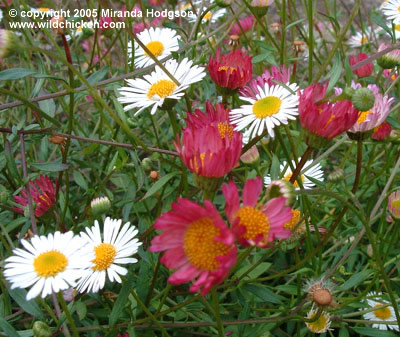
(216, 0), (232, 7)
(266, 180), (296, 207)
(33, 321), (52, 337)
(352, 87), (375, 112)
(313, 289), (333, 307)
(240, 145), (259, 164)
(50, 16), (67, 35)
(141, 158), (153, 172)
(292, 40), (305, 53)
(0, 29), (18, 58)
(270, 22), (280, 34)
(327, 167), (344, 183)
(90, 196), (111, 215)
(149, 170), (160, 180)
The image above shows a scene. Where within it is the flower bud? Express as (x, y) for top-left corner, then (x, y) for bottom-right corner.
(270, 22), (280, 34)
(327, 167), (344, 183)
(352, 87), (375, 112)
(265, 180), (295, 207)
(349, 53), (373, 78)
(250, 0), (274, 16)
(240, 145), (259, 164)
(90, 196), (111, 215)
(0, 29), (18, 58)
(33, 321), (52, 337)
(388, 190), (400, 220)
(377, 43), (400, 69)
(49, 135), (65, 145)
(150, 170), (160, 180)
(50, 16), (67, 35)
(0, 185), (8, 203)
(292, 40), (305, 53)
(141, 158), (153, 172)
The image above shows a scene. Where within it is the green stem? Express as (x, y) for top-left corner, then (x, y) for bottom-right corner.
(307, 0), (314, 82)
(211, 288), (225, 337)
(57, 292), (79, 337)
(352, 140), (363, 194)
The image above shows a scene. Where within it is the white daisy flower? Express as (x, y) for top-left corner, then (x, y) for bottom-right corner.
(348, 28), (374, 48)
(0, 9), (3, 23)
(118, 58), (206, 115)
(65, 26), (83, 42)
(382, 0), (400, 24)
(264, 160), (324, 190)
(77, 217), (141, 293)
(189, 7), (227, 23)
(230, 82), (299, 138)
(364, 292), (400, 331)
(305, 308), (332, 333)
(128, 27), (180, 68)
(3, 232), (93, 300)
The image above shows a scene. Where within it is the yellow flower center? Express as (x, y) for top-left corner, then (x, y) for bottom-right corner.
(144, 41), (165, 57)
(392, 200), (400, 208)
(395, 24), (400, 31)
(235, 206), (269, 241)
(183, 218), (231, 271)
(39, 8), (50, 12)
(92, 243), (116, 271)
(147, 80), (177, 100)
(217, 122), (234, 141)
(218, 66), (236, 74)
(361, 36), (368, 44)
(252, 96), (282, 119)
(374, 304), (392, 320)
(357, 110), (373, 125)
(33, 250), (68, 278)
(398, 5), (400, 13)
(203, 12), (213, 21)
(307, 313), (329, 333)
(284, 173), (305, 188)
(284, 209), (301, 231)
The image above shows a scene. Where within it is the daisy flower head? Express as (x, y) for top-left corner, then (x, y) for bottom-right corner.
(174, 102), (242, 179)
(381, 0), (400, 24)
(388, 190), (400, 220)
(14, 175), (56, 218)
(118, 58), (205, 115)
(298, 82), (358, 148)
(363, 292), (399, 331)
(305, 309), (332, 334)
(305, 277), (335, 308)
(4, 231), (93, 300)
(222, 177), (292, 247)
(77, 217), (141, 293)
(128, 27), (180, 68)
(264, 160), (324, 190)
(377, 43), (400, 69)
(349, 53), (373, 78)
(230, 82), (299, 139)
(149, 199), (237, 296)
(0, 29), (18, 58)
(30, 7), (56, 18)
(208, 47), (253, 92)
(348, 28), (374, 48)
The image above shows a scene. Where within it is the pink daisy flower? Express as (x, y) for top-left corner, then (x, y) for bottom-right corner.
(14, 175), (56, 218)
(229, 16), (255, 36)
(149, 199), (237, 296)
(174, 103), (242, 178)
(349, 53), (373, 78)
(208, 47), (252, 91)
(239, 65), (292, 100)
(222, 177), (292, 247)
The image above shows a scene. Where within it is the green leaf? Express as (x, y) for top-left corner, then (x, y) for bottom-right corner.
(31, 160), (69, 172)
(87, 67), (109, 85)
(326, 52), (342, 92)
(0, 317), (20, 337)
(387, 115), (400, 129)
(270, 154), (281, 180)
(246, 262), (272, 279)
(0, 68), (37, 81)
(351, 327), (397, 336)
(8, 288), (45, 320)
(339, 269), (371, 290)
(243, 284), (283, 304)
(252, 54), (268, 64)
(371, 12), (392, 37)
(141, 172), (179, 200)
(75, 301), (87, 321)
(285, 19), (305, 32)
(339, 327), (350, 337)
(73, 170), (88, 191)
(109, 272), (136, 328)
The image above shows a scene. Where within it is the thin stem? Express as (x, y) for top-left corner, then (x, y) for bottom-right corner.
(289, 146), (313, 184)
(19, 134), (37, 235)
(51, 293), (71, 337)
(57, 292), (79, 337)
(352, 140), (363, 194)
(211, 288), (225, 337)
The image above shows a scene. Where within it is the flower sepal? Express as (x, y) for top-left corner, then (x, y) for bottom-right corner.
(302, 128), (333, 149)
(347, 129), (374, 141)
(194, 175), (224, 200)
